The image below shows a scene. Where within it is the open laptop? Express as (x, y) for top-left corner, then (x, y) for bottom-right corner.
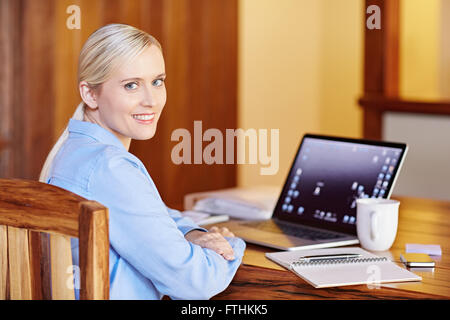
(227, 134), (408, 251)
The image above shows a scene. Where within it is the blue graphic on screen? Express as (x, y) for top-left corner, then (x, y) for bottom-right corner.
(277, 137), (403, 232)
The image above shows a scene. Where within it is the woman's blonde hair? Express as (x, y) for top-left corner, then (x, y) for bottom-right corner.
(39, 23), (161, 183)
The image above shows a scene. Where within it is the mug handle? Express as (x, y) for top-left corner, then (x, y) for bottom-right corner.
(370, 211), (379, 241)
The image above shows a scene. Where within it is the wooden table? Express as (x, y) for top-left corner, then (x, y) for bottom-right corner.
(210, 196), (450, 299)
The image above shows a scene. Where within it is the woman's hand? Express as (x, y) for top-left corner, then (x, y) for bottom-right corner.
(185, 227), (236, 261)
(209, 226), (235, 238)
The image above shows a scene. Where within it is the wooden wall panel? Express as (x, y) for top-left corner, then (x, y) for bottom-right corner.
(0, 0), (56, 179)
(0, 0), (238, 207)
(53, 0), (82, 139)
(0, 0), (14, 177)
(0, 0), (24, 178)
(362, 0), (399, 140)
(22, 0), (56, 179)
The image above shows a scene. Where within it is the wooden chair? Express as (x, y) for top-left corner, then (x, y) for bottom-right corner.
(0, 178), (109, 300)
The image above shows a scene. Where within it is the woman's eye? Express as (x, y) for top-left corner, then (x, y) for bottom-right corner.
(124, 82), (138, 90)
(152, 78), (165, 87)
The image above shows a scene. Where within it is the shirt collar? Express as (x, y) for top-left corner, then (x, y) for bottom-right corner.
(68, 118), (126, 150)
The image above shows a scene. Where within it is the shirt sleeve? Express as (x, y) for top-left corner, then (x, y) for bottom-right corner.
(165, 206), (208, 235)
(88, 152), (245, 300)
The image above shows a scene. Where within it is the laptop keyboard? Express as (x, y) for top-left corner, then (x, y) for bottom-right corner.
(243, 221), (346, 241)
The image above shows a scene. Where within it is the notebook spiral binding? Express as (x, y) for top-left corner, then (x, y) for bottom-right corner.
(292, 256), (388, 267)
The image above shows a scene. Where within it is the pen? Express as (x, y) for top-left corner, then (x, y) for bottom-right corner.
(298, 253), (362, 262)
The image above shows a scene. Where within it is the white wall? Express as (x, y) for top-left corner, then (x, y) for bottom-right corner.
(383, 112), (450, 201)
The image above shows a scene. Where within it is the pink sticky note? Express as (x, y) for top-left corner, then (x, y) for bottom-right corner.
(405, 244), (442, 256)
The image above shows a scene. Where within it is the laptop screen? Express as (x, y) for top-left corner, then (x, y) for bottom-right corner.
(273, 134), (407, 235)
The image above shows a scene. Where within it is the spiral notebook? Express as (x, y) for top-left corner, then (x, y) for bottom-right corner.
(265, 247), (421, 288)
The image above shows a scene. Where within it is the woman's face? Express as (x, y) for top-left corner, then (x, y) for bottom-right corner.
(81, 44), (167, 149)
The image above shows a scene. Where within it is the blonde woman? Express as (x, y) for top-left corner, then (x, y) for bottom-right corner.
(39, 24), (245, 300)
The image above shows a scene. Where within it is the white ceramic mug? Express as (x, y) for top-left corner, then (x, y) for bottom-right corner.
(356, 198), (400, 251)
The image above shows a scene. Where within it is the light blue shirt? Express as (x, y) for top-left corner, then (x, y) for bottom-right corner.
(47, 119), (245, 300)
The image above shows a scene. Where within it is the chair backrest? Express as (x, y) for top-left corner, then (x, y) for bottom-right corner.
(0, 178), (109, 300)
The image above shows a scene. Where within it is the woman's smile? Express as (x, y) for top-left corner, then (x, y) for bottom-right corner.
(132, 112), (156, 124)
